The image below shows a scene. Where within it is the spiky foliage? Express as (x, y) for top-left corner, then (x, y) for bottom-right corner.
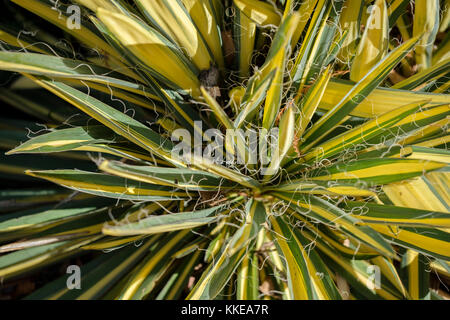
(0, 0), (449, 300)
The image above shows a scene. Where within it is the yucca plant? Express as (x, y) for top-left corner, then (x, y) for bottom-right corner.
(0, 0), (449, 300)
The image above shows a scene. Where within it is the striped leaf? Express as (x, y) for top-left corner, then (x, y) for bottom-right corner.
(321, 79), (450, 118)
(309, 158), (446, 186)
(346, 201), (450, 228)
(10, 0), (120, 62)
(0, 198), (111, 236)
(269, 216), (315, 299)
(0, 51), (155, 97)
(273, 192), (395, 258)
(392, 58), (450, 90)
(200, 86), (234, 129)
(263, 105), (295, 179)
(383, 170), (450, 213)
(187, 198), (265, 299)
(182, 0), (224, 69)
(27, 77), (183, 167)
(370, 224), (450, 260)
(350, 0), (389, 82)
(0, 237), (98, 281)
(233, 5), (256, 77)
(115, 230), (191, 300)
(400, 250), (430, 300)
(26, 170), (193, 201)
(96, 7), (200, 96)
(75, 236), (163, 300)
(156, 249), (203, 300)
(6, 126), (119, 155)
(99, 160), (234, 191)
(268, 180), (377, 197)
(234, 69), (276, 128)
(301, 100), (427, 164)
(413, 0), (440, 70)
(314, 236), (403, 299)
(290, 0), (331, 92)
(187, 242), (247, 300)
(301, 36), (421, 149)
(102, 203), (236, 236)
(134, 0), (213, 71)
(189, 155), (260, 189)
(336, 0), (365, 62)
(233, 0), (281, 26)
(236, 252), (260, 299)
(371, 256), (407, 298)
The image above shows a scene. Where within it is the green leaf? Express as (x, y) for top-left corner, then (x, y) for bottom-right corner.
(300, 100), (428, 164)
(370, 224), (450, 260)
(350, 0), (389, 82)
(99, 160), (235, 191)
(346, 201), (450, 228)
(28, 77), (183, 167)
(321, 79), (450, 118)
(6, 126), (118, 155)
(0, 51), (158, 98)
(234, 69), (276, 128)
(26, 169), (194, 201)
(134, 0), (214, 71)
(76, 236), (163, 300)
(96, 7), (200, 96)
(233, 0), (281, 26)
(115, 230), (191, 300)
(400, 250), (430, 299)
(187, 198), (265, 300)
(413, 0), (440, 70)
(308, 158), (446, 186)
(236, 252), (260, 299)
(263, 105), (295, 179)
(301, 36), (421, 149)
(102, 202), (237, 236)
(0, 237), (98, 280)
(0, 198), (110, 235)
(392, 58), (450, 90)
(273, 192), (396, 258)
(233, 5), (256, 77)
(269, 215), (315, 299)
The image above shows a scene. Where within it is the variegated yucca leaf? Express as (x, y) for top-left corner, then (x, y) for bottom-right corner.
(0, 0), (448, 301)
